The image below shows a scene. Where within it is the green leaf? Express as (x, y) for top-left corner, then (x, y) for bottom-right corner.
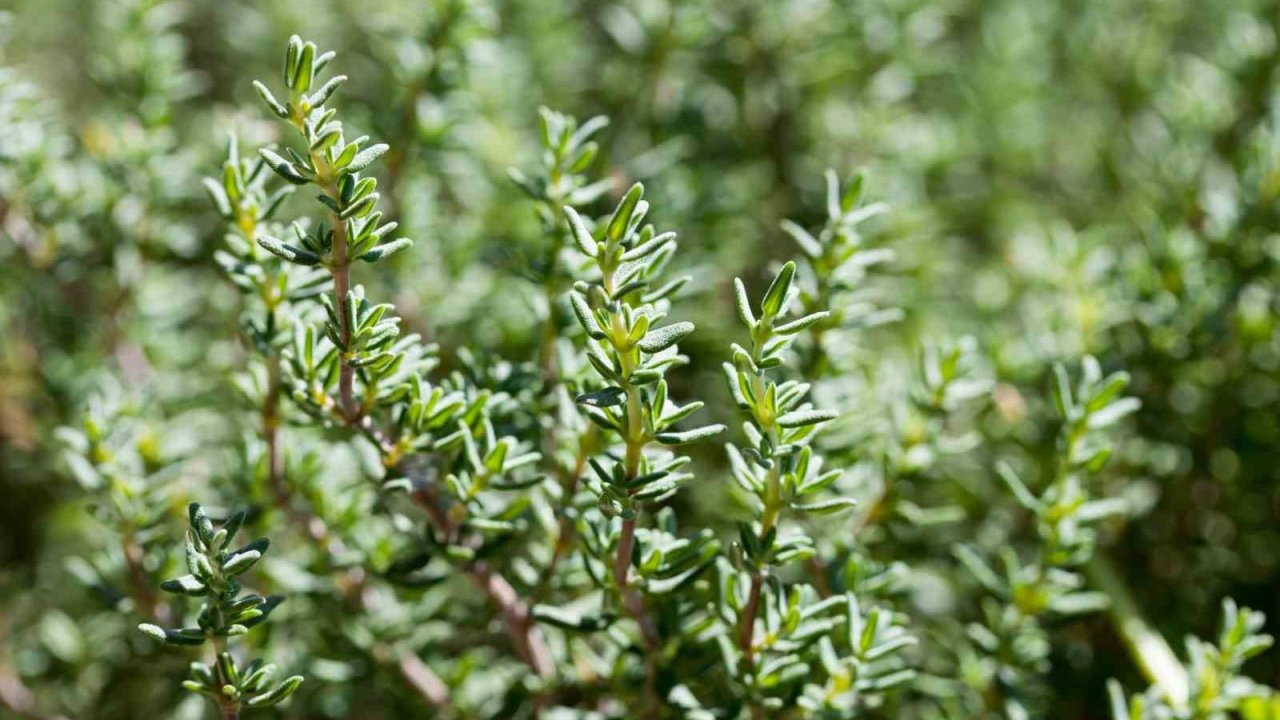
(245, 675), (304, 707)
(606, 183), (644, 242)
(160, 575), (208, 596)
(761, 261), (796, 318)
(291, 41), (315, 93)
(621, 231), (676, 261)
(217, 652), (239, 686)
(825, 168), (842, 219)
(563, 206), (598, 257)
(570, 292), (605, 339)
(257, 148), (311, 185)
(637, 322), (694, 353)
(733, 278), (756, 327)
(1076, 497), (1129, 522)
(223, 549), (262, 575)
(780, 219), (822, 257)
(996, 463), (1038, 511)
(533, 604), (609, 632)
(775, 311), (830, 335)
(655, 424), (725, 445)
(253, 81), (288, 119)
(359, 237), (413, 263)
(576, 387), (627, 407)
(189, 503), (214, 546)
(792, 497), (857, 515)
(1106, 680), (1134, 720)
(1049, 592), (1111, 616)
(284, 36), (303, 87)
(633, 475), (682, 503)
(140, 624), (206, 647)
(954, 545), (1003, 595)
(307, 74), (347, 107)
(570, 114), (610, 147)
(865, 669), (916, 692)
(1051, 363), (1074, 419)
(203, 178), (232, 217)
(341, 143), (389, 174)
(221, 511), (246, 548)
(841, 170), (866, 213)
(1087, 397), (1141, 429)
(490, 475), (547, 491)
(258, 236), (322, 266)
(776, 408), (838, 428)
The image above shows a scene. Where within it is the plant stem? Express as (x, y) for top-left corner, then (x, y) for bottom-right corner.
(329, 210), (356, 421)
(409, 479), (554, 678)
(1086, 554), (1189, 708)
(300, 121), (356, 422)
(472, 560), (554, 677)
(540, 429), (594, 598)
(739, 574), (764, 668)
(121, 525), (169, 625)
(595, 283), (660, 717)
(210, 637), (240, 720)
(395, 650), (451, 710)
(261, 409), (453, 709)
(264, 351), (284, 498)
(738, 460), (780, 685)
(737, 325), (784, 701)
(332, 415), (550, 679)
(234, 206), (287, 501)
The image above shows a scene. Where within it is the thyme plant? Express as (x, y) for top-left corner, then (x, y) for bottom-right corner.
(3, 5), (1278, 719)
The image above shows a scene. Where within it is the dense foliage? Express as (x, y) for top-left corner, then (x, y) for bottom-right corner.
(1, 1), (1278, 718)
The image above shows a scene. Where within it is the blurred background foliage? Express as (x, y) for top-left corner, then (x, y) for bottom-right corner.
(1, 0), (1278, 717)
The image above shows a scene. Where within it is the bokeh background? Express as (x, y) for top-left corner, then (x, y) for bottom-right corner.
(1, 0), (1278, 717)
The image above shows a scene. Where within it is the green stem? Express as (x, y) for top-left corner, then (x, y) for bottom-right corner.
(1086, 555), (1189, 708)
(603, 266), (660, 719)
(739, 331), (783, 689)
(329, 207), (355, 421)
(296, 112), (356, 422)
(210, 637), (240, 720)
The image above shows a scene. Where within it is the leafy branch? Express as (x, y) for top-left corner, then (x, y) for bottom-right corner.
(139, 504), (302, 720)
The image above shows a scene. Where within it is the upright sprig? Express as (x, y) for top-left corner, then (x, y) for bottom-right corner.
(205, 134), (326, 495)
(956, 357), (1139, 714)
(509, 108), (610, 379)
(252, 35), (412, 421)
(780, 169), (895, 373)
(560, 184), (724, 709)
(139, 504), (302, 719)
(720, 261), (914, 716)
(1109, 600), (1274, 720)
